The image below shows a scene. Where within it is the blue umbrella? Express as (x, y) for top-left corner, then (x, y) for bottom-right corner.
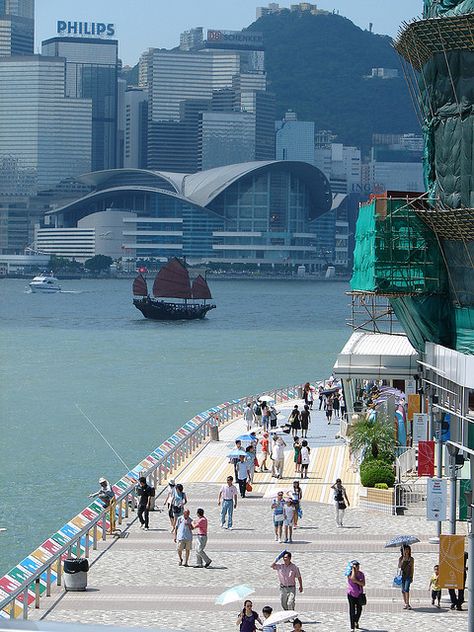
(227, 449), (248, 458)
(215, 584), (255, 605)
(384, 535), (420, 548)
(237, 434), (255, 442)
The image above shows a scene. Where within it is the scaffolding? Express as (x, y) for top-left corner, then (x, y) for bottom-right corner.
(347, 292), (403, 336)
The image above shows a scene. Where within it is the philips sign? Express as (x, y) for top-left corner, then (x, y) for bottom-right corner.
(206, 29), (264, 50)
(57, 21), (115, 37)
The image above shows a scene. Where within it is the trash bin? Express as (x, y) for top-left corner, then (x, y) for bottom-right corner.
(210, 425), (219, 441)
(63, 558), (89, 591)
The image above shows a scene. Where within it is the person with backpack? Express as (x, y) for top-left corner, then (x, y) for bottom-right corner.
(269, 405), (278, 429)
(253, 401), (262, 427)
(331, 478), (350, 527)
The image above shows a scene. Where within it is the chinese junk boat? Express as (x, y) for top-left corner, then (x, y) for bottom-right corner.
(132, 258), (216, 321)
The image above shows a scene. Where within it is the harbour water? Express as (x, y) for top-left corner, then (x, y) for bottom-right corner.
(0, 278), (349, 574)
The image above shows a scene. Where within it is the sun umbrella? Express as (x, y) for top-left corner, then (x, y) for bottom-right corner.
(264, 610), (299, 626)
(384, 535), (420, 548)
(258, 395), (276, 404)
(227, 449), (248, 458)
(215, 584), (255, 605)
(237, 434), (256, 442)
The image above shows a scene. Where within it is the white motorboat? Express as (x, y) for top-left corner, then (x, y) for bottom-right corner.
(29, 273), (61, 293)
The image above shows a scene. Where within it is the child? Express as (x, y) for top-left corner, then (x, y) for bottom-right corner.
(283, 498), (295, 543)
(262, 605), (276, 632)
(429, 564), (441, 607)
(292, 618), (306, 632)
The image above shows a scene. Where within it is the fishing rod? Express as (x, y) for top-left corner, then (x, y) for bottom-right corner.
(75, 403), (131, 471)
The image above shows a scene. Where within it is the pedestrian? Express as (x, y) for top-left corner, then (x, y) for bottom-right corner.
(303, 382), (311, 406)
(333, 392), (341, 419)
(261, 606), (276, 632)
(347, 559), (365, 632)
(449, 552), (467, 610)
(163, 478), (177, 531)
(307, 387), (314, 410)
(253, 401), (262, 427)
(300, 405), (310, 439)
(340, 394), (347, 420)
(398, 545), (415, 609)
(135, 476), (155, 531)
(283, 498), (295, 543)
(261, 402), (270, 432)
(291, 619), (306, 632)
(231, 439), (243, 480)
(271, 434), (286, 479)
(300, 440), (310, 479)
(269, 405), (278, 429)
(318, 385), (324, 410)
(293, 436), (301, 474)
(193, 508), (212, 568)
(331, 478), (350, 527)
(174, 508), (193, 567)
(170, 483), (187, 529)
(325, 396), (333, 424)
(244, 403), (254, 432)
(429, 564), (441, 608)
(236, 599), (262, 631)
(289, 405), (301, 437)
(272, 490), (285, 542)
(291, 480), (302, 527)
(246, 445), (256, 483)
(271, 550), (303, 610)
(260, 432), (270, 471)
(236, 454), (250, 498)
(218, 475), (238, 529)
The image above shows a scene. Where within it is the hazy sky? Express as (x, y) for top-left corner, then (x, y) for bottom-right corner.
(36, 0), (422, 66)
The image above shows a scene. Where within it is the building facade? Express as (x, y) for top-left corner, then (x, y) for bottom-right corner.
(124, 88), (148, 169)
(41, 36), (118, 172)
(276, 110), (315, 165)
(314, 143), (362, 194)
(0, 0), (34, 56)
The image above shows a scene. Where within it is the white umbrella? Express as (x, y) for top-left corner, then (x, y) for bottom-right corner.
(264, 610), (299, 626)
(258, 395), (276, 404)
(215, 584), (255, 605)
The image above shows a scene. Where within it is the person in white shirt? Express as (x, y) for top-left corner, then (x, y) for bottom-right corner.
(300, 440), (310, 479)
(271, 435), (286, 479)
(243, 402), (254, 431)
(218, 476), (238, 529)
(283, 499), (295, 543)
(236, 455), (250, 498)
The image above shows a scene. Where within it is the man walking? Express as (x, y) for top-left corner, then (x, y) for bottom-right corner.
(271, 435), (286, 479)
(236, 454), (250, 498)
(174, 508), (193, 567)
(271, 551), (303, 610)
(193, 508), (212, 568)
(244, 403), (254, 431)
(135, 476), (155, 531)
(218, 475), (238, 529)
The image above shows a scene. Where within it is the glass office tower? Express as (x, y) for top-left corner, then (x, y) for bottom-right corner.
(0, 0), (34, 55)
(42, 37), (118, 171)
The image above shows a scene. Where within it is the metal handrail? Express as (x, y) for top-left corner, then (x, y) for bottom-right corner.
(0, 382), (305, 619)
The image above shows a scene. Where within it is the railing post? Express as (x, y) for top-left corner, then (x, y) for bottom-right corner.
(125, 495), (129, 518)
(46, 566), (52, 596)
(85, 531), (90, 558)
(102, 514), (107, 540)
(34, 579), (40, 609)
(93, 524), (98, 550)
(56, 559), (62, 587)
(22, 588), (28, 619)
(118, 500), (123, 525)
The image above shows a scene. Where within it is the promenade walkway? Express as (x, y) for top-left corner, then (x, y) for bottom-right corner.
(34, 402), (463, 632)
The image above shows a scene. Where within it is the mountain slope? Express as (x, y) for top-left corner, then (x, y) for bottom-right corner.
(247, 11), (420, 149)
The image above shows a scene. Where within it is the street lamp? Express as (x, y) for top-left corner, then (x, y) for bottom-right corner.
(446, 442), (460, 535)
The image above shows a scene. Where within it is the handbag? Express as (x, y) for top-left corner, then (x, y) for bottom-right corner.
(393, 573), (403, 587)
(246, 482), (253, 492)
(358, 593), (367, 606)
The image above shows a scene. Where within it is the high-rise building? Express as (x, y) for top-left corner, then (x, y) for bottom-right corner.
(199, 111), (256, 170)
(42, 36), (118, 171)
(124, 88), (148, 169)
(314, 143), (362, 194)
(138, 47), (154, 88)
(276, 110), (315, 165)
(179, 27), (203, 51)
(0, 56), (92, 195)
(0, 0), (34, 56)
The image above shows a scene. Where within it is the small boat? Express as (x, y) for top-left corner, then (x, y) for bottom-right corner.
(29, 273), (61, 293)
(132, 258), (216, 321)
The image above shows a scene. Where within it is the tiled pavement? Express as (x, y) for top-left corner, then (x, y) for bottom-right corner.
(34, 402), (468, 631)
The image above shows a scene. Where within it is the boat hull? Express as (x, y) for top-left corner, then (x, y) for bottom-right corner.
(29, 284), (61, 293)
(133, 298), (216, 321)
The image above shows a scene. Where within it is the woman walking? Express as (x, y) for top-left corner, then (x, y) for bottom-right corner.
(300, 440), (310, 479)
(398, 545), (415, 609)
(347, 560), (365, 631)
(291, 480), (302, 528)
(261, 402), (270, 432)
(293, 436), (301, 474)
(331, 478), (350, 527)
(333, 393), (340, 419)
(303, 382), (311, 406)
(300, 404), (310, 439)
(236, 600), (262, 631)
(170, 483), (187, 530)
(289, 405), (301, 437)
(307, 388), (314, 410)
(325, 396), (333, 424)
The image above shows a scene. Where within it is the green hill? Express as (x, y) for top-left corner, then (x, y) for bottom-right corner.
(247, 11), (420, 149)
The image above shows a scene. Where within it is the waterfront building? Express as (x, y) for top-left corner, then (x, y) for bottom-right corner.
(41, 36), (119, 171)
(314, 143), (362, 194)
(0, 0), (34, 56)
(0, 56), (92, 196)
(276, 110), (315, 165)
(41, 161), (332, 266)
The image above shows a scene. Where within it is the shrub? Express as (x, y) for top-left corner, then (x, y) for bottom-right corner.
(374, 483), (389, 490)
(360, 459), (395, 488)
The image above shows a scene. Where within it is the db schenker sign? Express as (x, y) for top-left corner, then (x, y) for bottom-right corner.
(206, 29), (264, 50)
(57, 21), (115, 37)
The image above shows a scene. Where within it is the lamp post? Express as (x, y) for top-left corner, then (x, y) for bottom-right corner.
(429, 402), (443, 544)
(446, 442), (460, 535)
(468, 453), (474, 632)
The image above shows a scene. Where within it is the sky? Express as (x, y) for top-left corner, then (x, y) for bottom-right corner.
(36, 0), (423, 66)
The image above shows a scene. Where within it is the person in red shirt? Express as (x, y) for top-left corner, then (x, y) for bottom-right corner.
(260, 432), (270, 471)
(193, 508), (211, 568)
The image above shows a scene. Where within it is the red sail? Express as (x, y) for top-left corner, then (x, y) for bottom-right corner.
(153, 258), (192, 299)
(191, 274), (212, 300)
(132, 274), (148, 296)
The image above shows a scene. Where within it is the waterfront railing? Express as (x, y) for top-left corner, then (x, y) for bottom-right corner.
(0, 383), (304, 620)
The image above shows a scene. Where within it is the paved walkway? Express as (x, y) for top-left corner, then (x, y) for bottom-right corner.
(33, 402), (466, 631)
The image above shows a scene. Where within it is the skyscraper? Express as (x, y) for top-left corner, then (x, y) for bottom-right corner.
(42, 36), (118, 171)
(0, 0), (34, 56)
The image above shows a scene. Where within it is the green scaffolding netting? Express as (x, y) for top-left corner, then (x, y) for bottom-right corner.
(424, 0), (474, 18)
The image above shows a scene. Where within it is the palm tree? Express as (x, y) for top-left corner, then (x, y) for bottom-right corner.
(348, 416), (395, 461)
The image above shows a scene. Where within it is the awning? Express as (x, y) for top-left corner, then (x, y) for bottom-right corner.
(333, 332), (419, 380)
